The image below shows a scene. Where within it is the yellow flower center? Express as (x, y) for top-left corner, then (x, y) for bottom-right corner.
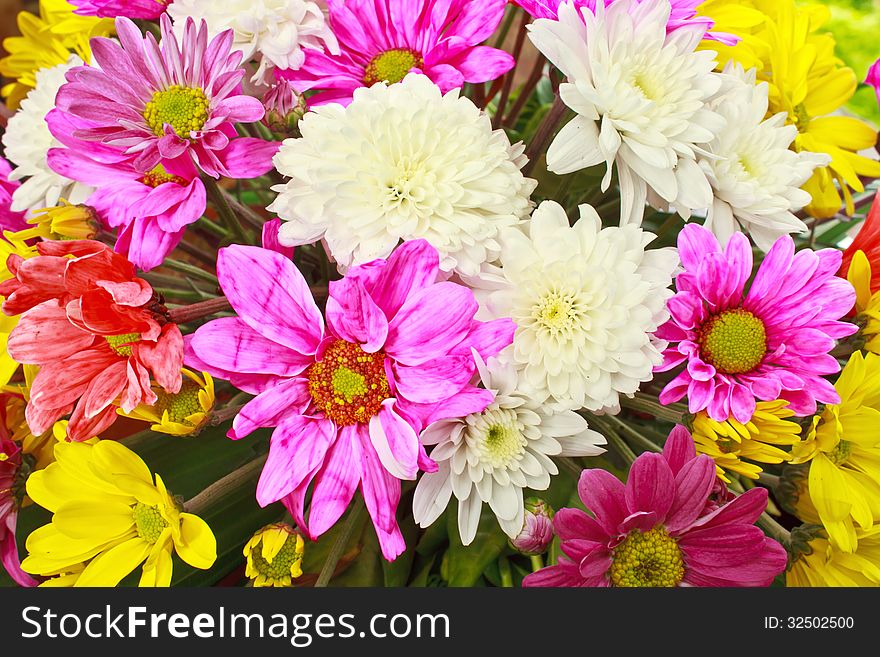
(364, 49), (423, 86)
(133, 502), (169, 544)
(105, 333), (141, 357)
(143, 85), (210, 138)
(249, 533), (303, 582)
(0, 452), (7, 461)
(828, 439), (852, 466)
(141, 164), (188, 188)
(698, 309), (767, 375)
(307, 340), (391, 426)
(481, 422), (525, 468)
(155, 379), (203, 425)
(610, 526), (685, 587)
(532, 289), (582, 338)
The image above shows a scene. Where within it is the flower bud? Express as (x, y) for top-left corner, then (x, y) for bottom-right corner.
(509, 498), (554, 556)
(244, 522), (305, 587)
(262, 79), (307, 137)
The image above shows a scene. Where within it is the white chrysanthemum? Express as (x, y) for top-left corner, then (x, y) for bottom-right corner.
(413, 358), (606, 544)
(269, 74), (537, 276)
(3, 57), (94, 213)
(168, 0), (338, 84)
(469, 200), (679, 413)
(698, 63), (831, 251)
(528, 0), (724, 225)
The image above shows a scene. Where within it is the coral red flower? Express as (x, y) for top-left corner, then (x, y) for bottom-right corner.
(0, 240), (183, 441)
(842, 194), (880, 295)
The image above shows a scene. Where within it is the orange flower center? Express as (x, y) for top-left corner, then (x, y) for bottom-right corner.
(306, 340), (391, 426)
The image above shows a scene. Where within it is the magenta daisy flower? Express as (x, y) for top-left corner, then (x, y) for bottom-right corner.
(55, 15), (275, 177)
(655, 224), (856, 423)
(185, 239), (515, 560)
(514, 0), (736, 44)
(0, 157), (27, 233)
(279, 0), (515, 106)
(68, 0), (168, 19)
(523, 426), (788, 587)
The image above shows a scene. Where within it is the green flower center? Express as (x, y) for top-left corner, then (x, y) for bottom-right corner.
(828, 439), (852, 466)
(141, 163), (188, 188)
(698, 309), (767, 375)
(249, 534), (302, 581)
(133, 502), (169, 544)
(364, 48), (423, 86)
(610, 526), (685, 587)
(155, 380), (203, 425)
(105, 333), (141, 357)
(481, 422), (525, 468)
(144, 85), (210, 138)
(793, 103), (810, 133)
(307, 340), (391, 426)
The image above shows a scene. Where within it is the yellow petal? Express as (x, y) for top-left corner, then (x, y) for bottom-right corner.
(90, 440), (153, 487)
(174, 513), (217, 570)
(848, 251), (873, 312)
(75, 538), (152, 587)
(140, 544), (174, 587)
(52, 500), (136, 541)
(809, 454), (857, 552)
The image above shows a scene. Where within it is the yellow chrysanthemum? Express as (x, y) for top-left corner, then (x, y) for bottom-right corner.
(0, 233), (39, 388)
(787, 526), (880, 587)
(691, 400), (802, 483)
(22, 201), (101, 241)
(0, 0), (114, 109)
(845, 250), (880, 356)
(117, 369), (215, 437)
(21, 440), (217, 587)
(789, 351), (880, 552)
(701, 0), (880, 218)
(243, 523), (305, 587)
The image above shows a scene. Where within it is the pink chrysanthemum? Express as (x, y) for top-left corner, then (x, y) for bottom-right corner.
(514, 0), (736, 44)
(655, 224), (856, 423)
(68, 0), (168, 19)
(55, 16), (277, 177)
(0, 157), (27, 233)
(186, 239), (514, 560)
(279, 0), (515, 106)
(523, 426), (788, 587)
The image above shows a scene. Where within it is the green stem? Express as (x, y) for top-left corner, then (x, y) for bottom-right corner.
(757, 512), (792, 549)
(184, 456), (267, 516)
(314, 497), (366, 587)
(195, 216), (229, 239)
(493, 5), (517, 49)
(204, 176), (251, 245)
(604, 414), (663, 454)
(530, 555), (544, 573)
(557, 457), (585, 479)
(498, 557), (514, 588)
(161, 258), (219, 285)
(591, 416), (637, 466)
(620, 393), (687, 424)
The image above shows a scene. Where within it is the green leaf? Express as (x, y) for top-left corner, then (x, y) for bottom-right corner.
(442, 506), (508, 587)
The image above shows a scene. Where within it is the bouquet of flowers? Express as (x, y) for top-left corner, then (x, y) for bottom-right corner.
(0, 0), (878, 589)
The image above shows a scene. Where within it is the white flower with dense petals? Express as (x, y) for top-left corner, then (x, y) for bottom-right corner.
(413, 358), (606, 544)
(168, 0), (338, 84)
(269, 74), (537, 276)
(527, 0), (724, 225)
(698, 64), (832, 251)
(2, 57), (94, 213)
(468, 200), (679, 413)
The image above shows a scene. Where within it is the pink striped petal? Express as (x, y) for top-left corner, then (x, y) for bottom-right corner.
(392, 354), (474, 404)
(357, 426), (402, 535)
(665, 455), (717, 534)
(384, 282), (477, 366)
(217, 245), (324, 355)
(229, 377), (311, 440)
(662, 425), (697, 475)
(363, 239), (439, 319)
(307, 424), (361, 538)
(256, 415), (335, 507)
(554, 508), (610, 543)
(368, 400), (419, 480)
(326, 277), (388, 352)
